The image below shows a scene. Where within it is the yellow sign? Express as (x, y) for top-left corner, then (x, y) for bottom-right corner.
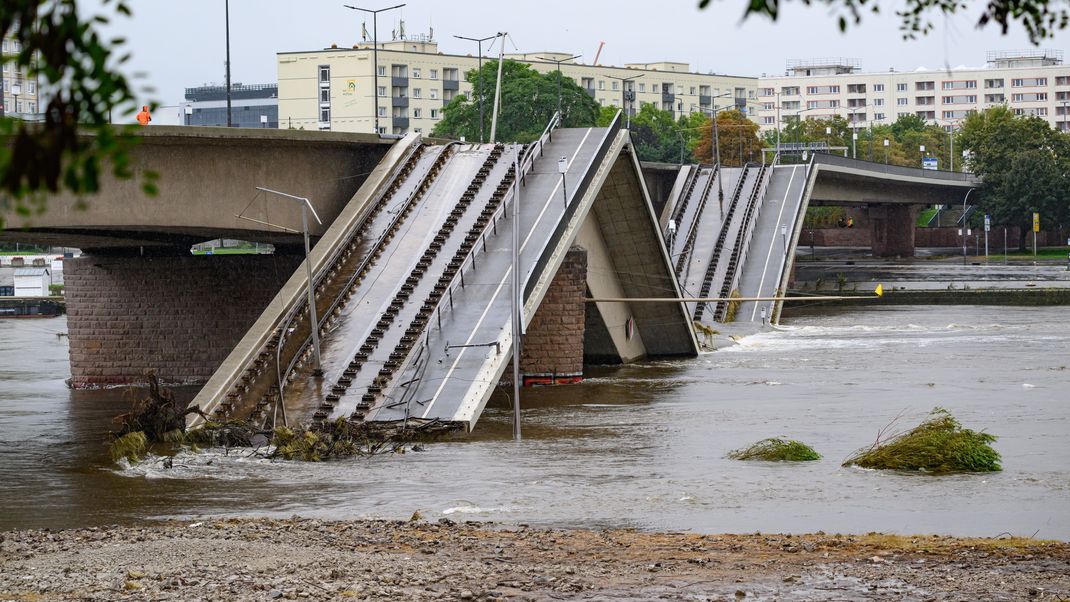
(874, 284), (884, 298)
(342, 80), (357, 95)
(1033, 212), (1040, 233)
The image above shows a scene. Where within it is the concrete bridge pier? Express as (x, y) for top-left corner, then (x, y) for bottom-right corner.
(64, 251), (301, 388)
(869, 204), (920, 258)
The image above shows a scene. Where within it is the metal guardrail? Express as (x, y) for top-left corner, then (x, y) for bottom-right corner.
(523, 110), (621, 301)
(811, 153), (980, 183)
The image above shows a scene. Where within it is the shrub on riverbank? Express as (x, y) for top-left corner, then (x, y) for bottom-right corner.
(844, 408), (1001, 473)
(728, 438), (821, 462)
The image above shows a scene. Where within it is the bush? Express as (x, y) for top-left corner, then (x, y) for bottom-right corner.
(48, 283), (64, 296)
(844, 408), (1001, 474)
(728, 438), (821, 462)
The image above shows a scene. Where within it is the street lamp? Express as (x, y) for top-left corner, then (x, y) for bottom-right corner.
(606, 73), (643, 129)
(225, 0), (232, 127)
(538, 54), (582, 120)
(346, 3), (406, 136)
(883, 138), (889, 164)
(260, 114), (268, 128)
(457, 34), (498, 143)
(184, 104), (193, 126)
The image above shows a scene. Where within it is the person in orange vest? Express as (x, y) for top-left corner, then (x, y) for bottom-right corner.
(135, 105), (151, 126)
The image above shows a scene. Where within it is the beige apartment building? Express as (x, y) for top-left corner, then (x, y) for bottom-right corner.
(277, 37), (757, 135)
(755, 50), (1070, 134)
(1, 34), (41, 119)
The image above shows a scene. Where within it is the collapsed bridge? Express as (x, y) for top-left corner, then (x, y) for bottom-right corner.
(187, 114), (697, 432)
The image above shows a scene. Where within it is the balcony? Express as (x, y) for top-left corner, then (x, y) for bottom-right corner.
(585, 88), (596, 98)
(699, 94), (712, 106)
(442, 79), (459, 91)
(392, 96), (409, 107)
(734, 97), (747, 110)
(392, 117), (409, 129)
(391, 76), (408, 87)
(662, 92), (675, 104)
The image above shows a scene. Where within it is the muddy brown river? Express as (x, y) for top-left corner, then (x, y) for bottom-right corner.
(1, 305), (1067, 538)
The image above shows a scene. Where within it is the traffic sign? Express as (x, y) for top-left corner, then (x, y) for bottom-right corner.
(1033, 212), (1041, 233)
(984, 214), (991, 232)
(922, 157), (938, 170)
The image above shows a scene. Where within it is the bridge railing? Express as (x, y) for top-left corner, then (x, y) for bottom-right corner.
(811, 152), (979, 183)
(522, 110), (622, 301)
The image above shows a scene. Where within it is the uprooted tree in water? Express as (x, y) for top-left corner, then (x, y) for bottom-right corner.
(728, 438), (821, 462)
(844, 408), (1001, 474)
(109, 373), (456, 463)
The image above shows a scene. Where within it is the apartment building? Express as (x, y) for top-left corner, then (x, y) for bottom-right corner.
(277, 36), (757, 135)
(755, 51), (1070, 133)
(1, 34), (41, 119)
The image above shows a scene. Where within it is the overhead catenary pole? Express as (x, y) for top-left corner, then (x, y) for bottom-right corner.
(253, 187), (325, 375)
(510, 145), (522, 441)
(457, 34), (497, 143)
(225, 0), (232, 127)
(605, 73), (642, 130)
(538, 54), (582, 122)
(489, 31), (506, 143)
(345, 3), (406, 135)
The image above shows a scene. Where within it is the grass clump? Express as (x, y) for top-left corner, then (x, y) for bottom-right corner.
(722, 289), (743, 323)
(109, 431), (148, 463)
(728, 438), (821, 462)
(844, 408), (1001, 474)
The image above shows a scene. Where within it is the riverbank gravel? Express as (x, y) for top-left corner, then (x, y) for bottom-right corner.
(1, 518), (1068, 601)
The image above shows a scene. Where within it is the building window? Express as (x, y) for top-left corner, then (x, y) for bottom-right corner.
(1012, 77), (1047, 87)
(320, 108), (330, 122)
(690, 86), (696, 95)
(873, 84), (884, 92)
(412, 68), (421, 79)
(873, 98), (884, 106)
(1012, 92), (1048, 102)
(1056, 76), (1070, 86)
(896, 97), (908, 105)
(612, 81), (619, 91)
(759, 87), (774, 96)
(377, 86), (386, 97)
(430, 89), (438, 99)
(873, 112), (885, 121)
(414, 128), (422, 133)
(430, 108), (438, 119)
(413, 108), (422, 118)
(781, 86), (800, 96)
(598, 80), (605, 90)
(377, 65), (386, 76)
(847, 83), (866, 94)
(430, 69), (438, 80)
(378, 106), (386, 116)
(761, 116), (775, 124)
(942, 80), (977, 89)
(27, 82), (35, 95)
(413, 88), (421, 99)
(639, 83), (646, 92)
(319, 65), (330, 83)
(896, 83), (908, 91)
(806, 85), (839, 94)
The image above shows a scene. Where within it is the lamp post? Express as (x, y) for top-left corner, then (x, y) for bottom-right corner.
(883, 138), (889, 163)
(695, 93), (732, 207)
(825, 125), (832, 154)
(254, 187), (325, 375)
(538, 54), (582, 120)
(605, 73), (642, 129)
(962, 188), (975, 266)
(346, 3), (406, 136)
(457, 34), (497, 143)
(260, 114), (268, 128)
(184, 104), (193, 126)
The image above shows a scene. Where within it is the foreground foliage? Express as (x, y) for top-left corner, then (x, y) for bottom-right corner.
(844, 408), (1001, 473)
(728, 438), (822, 462)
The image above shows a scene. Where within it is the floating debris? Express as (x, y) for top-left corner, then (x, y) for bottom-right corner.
(844, 408), (1001, 474)
(109, 431), (147, 463)
(728, 438), (821, 462)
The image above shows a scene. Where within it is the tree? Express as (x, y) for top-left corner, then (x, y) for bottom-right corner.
(1, 1), (157, 226)
(698, 0), (1069, 44)
(958, 106), (1070, 234)
(432, 60), (599, 143)
(693, 109), (762, 167)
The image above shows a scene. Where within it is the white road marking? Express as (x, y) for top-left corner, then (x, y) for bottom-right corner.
(749, 165), (799, 322)
(419, 128), (596, 419)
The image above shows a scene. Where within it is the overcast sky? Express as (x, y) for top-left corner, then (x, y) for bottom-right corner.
(86, 0), (1062, 106)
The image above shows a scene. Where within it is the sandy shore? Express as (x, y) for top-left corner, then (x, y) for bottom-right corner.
(1, 518), (1068, 601)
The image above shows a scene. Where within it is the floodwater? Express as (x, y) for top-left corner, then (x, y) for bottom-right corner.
(1, 305), (1068, 539)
